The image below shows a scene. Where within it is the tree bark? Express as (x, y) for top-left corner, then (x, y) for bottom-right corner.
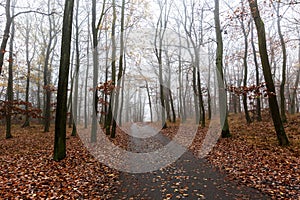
(214, 0), (231, 138)
(71, 0), (80, 137)
(53, 0), (74, 161)
(84, 11), (90, 128)
(250, 20), (262, 121)
(5, 2), (14, 139)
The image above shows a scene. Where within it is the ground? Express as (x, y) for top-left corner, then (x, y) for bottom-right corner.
(0, 112), (299, 199)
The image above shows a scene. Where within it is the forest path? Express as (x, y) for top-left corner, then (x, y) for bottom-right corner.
(113, 123), (270, 200)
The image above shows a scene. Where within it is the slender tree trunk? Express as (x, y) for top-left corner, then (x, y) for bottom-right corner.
(240, 11), (252, 124)
(154, 1), (169, 129)
(214, 0), (231, 138)
(67, 50), (74, 128)
(44, 0), (54, 133)
(290, 38), (300, 114)
(91, 0), (106, 142)
(22, 18), (36, 127)
(53, 0), (74, 161)
(103, 26), (109, 126)
(178, 39), (184, 122)
(207, 45), (212, 120)
(248, 0), (289, 146)
(106, 0), (117, 136)
(145, 81), (153, 122)
(118, 52), (126, 125)
(71, 0), (80, 137)
(111, 0), (125, 138)
(274, 3), (287, 122)
(192, 63), (200, 123)
(84, 8), (91, 129)
(84, 39), (89, 128)
(5, 3), (14, 139)
(78, 82), (83, 124)
(165, 87), (171, 122)
(197, 70), (205, 127)
(0, 0), (12, 75)
(168, 88), (176, 123)
(37, 64), (42, 124)
(251, 20), (262, 121)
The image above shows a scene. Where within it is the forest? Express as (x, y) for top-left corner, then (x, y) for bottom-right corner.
(0, 0), (299, 199)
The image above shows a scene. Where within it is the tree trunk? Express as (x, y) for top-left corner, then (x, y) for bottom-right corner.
(22, 18), (35, 128)
(0, 0), (12, 75)
(154, 1), (168, 129)
(5, 3), (14, 139)
(111, 0), (125, 138)
(37, 64), (42, 124)
(67, 50), (74, 129)
(207, 45), (212, 120)
(44, 0), (54, 133)
(53, 0), (74, 161)
(290, 38), (300, 114)
(145, 81), (153, 122)
(106, 0), (117, 136)
(214, 0), (231, 138)
(169, 88), (176, 123)
(248, 0), (289, 146)
(240, 8), (252, 124)
(84, 33), (89, 128)
(91, 0), (106, 142)
(71, 0), (80, 137)
(197, 70), (205, 127)
(273, 2), (287, 122)
(251, 20), (262, 121)
(118, 52), (126, 126)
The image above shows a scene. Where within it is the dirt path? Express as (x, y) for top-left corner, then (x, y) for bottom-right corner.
(113, 123), (270, 199)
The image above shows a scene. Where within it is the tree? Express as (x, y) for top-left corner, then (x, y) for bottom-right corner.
(111, 0), (125, 138)
(248, 0), (289, 146)
(0, 0), (12, 76)
(290, 30), (300, 114)
(42, 0), (59, 132)
(84, 3), (91, 129)
(224, 1), (251, 123)
(214, 0), (231, 138)
(0, 1), (56, 76)
(91, 0), (106, 142)
(239, 1), (251, 124)
(154, 0), (171, 129)
(71, 0), (81, 136)
(272, 1), (288, 122)
(105, 0), (117, 136)
(250, 20), (262, 121)
(53, 0), (75, 161)
(182, 0), (205, 127)
(5, 0), (15, 139)
(22, 16), (37, 128)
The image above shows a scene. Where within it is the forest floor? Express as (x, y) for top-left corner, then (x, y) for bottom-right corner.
(0, 125), (120, 199)
(205, 112), (300, 199)
(0, 112), (299, 199)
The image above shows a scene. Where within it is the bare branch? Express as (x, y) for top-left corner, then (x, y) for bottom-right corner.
(12, 10), (57, 19)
